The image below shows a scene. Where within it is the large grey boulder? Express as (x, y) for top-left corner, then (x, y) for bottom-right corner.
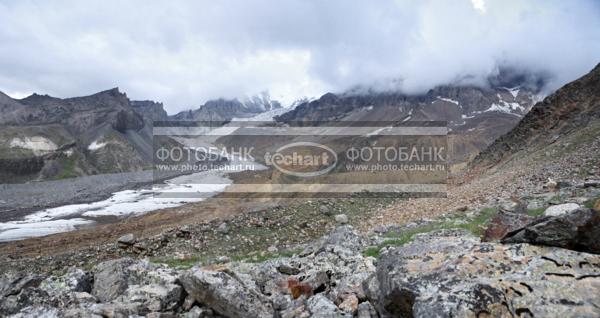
(502, 208), (600, 254)
(92, 258), (137, 302)
(374, 229), (600, 317)
(179, 267), (274, 318)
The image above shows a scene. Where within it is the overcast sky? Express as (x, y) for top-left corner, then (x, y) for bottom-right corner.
(1, 0), (599, 114)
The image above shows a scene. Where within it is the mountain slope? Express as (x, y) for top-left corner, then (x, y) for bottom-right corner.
(275, 84), (542, 166)
(0, 89), (162, 182)
(171, 92), (282, 121)
(473, 63), (600, 168)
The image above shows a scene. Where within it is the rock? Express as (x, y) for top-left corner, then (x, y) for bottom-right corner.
(62, 268), (92, 292)
(373, 226), (388, 234)
(179, 267), (274, 318)
(338, 294), (358, 313)
(319, 205), (331, 215)
(543, 203), (580, 216)
(117, 233), (136, 246)
(375, 229), (600, 317)
(277, 264), (301, 275)
(92, 258), (136, 302)
(546, 178), (558, 191)
(216, 223), (229, 234)
(124, 283), (183, 313)
(306, 294), (344, 317)
(334, 214), (348, 224)
(356, 301), (378, 318)
(502, 208), (600, 254)
(584, 180), (600, 188)
(482, 211), (535, 242)
(594, 199), (600, 213)
(267, 245), (278, 253)
(185, 306), (214, 318)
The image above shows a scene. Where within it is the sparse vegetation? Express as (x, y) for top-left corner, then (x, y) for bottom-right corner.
(363, 207), (498, 258)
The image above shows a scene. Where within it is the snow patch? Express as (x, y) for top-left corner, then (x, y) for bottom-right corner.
(9, 136), (57, 155)
(436, 96), (460, 105)
(88, 140), (108, 151)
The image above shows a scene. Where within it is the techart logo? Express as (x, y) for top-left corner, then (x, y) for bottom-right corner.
(264, 142), (337, 177)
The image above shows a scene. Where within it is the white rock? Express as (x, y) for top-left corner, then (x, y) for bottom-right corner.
(543, 203), (580, 217)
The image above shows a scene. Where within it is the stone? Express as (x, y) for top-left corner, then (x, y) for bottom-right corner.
(117, 233), (136, 246)
(546, 179), (558, 191)
(543, 203), (580, 216)
(356, 301), (378, 318)
(334, 214), (348, 224)
(482, 211), (535, 242)
(305, 294), (344, 317)
(124, 283), (183, 313)
(319, 205), (331, 215)
(594, 199), (600, 213)
(179, 267), (274, 318)
(92, 258), (136, 302)
(185, 306), (214, 318)
(338, 293), (358, 313)
(502, 208), (600, 254)
(277, 264), (300, 275)
(267, 245), (278, 253)
(374, 229), (600, 317)
(216, 223), (229, 234)
(584, 180), (600, 188)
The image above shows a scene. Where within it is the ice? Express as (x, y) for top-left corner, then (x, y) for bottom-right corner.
(0, 218), (94, 242)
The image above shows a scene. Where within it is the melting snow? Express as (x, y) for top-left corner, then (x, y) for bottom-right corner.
(88, 140), (108, 151)
(505, 87), (520, 98)
(0, 218), (94, 242)
(436, 96), (460, 105)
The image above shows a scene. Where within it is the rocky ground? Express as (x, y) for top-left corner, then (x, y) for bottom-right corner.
(1, 113), (599, 317)
(1, 185), (600, 317)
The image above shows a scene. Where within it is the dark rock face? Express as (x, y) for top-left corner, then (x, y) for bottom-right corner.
(502, 208), (600, 254)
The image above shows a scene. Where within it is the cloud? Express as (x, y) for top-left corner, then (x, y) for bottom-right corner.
(0, 0), (598, 113)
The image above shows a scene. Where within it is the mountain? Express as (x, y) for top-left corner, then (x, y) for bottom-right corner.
(0, 88), (166, 182)
(170, 92), (282, 121)
(275, 83), (542, 166)
(472, 63), (600, 168)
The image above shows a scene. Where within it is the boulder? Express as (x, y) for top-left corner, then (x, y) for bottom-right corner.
(92, 258), (136, 302)
(305, 294), (344, 318)
(117, 233), (136, 246)
(179, 266), (274, 318)
(374, 229), (600, 317)
(334, 214), (348, 224)
(502, 208), (600, 254)
(124, 283), (183, 313)
(482, 211), (536, 241)
(543, 203), (580, 216)
(319, 205), (331, 215)
(216, 223), (229, 234)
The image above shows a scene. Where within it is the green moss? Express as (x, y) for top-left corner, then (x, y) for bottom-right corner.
(526, 207), (546, 217)
(363, 207), (498, 258)
(584, 196), (600, 209)
(53, 154), (80, 180)
(150, 255), (203, 269)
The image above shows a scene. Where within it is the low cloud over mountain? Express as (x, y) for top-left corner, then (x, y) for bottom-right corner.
(0, 0), (599, 113)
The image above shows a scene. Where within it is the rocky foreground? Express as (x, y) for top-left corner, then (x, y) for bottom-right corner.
(2, 183), (600, 317)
